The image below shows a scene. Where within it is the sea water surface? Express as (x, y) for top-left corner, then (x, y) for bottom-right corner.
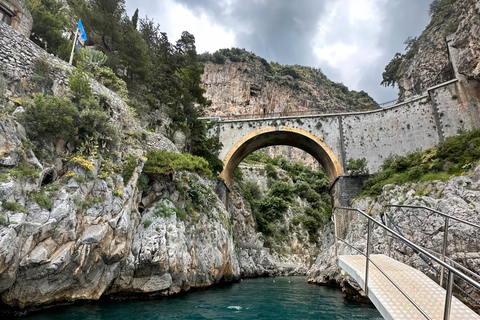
(23, 276), (382, 319)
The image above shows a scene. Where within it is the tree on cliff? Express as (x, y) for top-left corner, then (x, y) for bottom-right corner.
(138, 20), (221, 172)
(381, 52), (404, 87)
(25, 0), (70, 59)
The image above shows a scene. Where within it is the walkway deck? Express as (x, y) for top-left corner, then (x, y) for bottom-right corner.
(339, 254), (480, 320)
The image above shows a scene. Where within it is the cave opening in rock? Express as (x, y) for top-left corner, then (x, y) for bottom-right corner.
(41, 169), (55, 186)
(138, 202), (145, 214)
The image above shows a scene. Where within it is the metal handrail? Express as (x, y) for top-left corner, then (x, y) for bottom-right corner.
(421, 246), (480, 282)
(334, 207), (480, 320)
(384, 205), (480, 230)
(384, 204), (480, 286)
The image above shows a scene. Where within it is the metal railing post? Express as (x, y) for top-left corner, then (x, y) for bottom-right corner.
(364, 219), (372, 296)
(443, 270), (454, 320)
(440, 217), (449, 287)
(333, 211), (338, 258)
(386, 213), (391, 257)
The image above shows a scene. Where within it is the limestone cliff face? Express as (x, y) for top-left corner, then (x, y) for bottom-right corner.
(202, 60), (378, 118)
(0, 146), (278, 310)
(308, 165), (480, 306)
(397, 0), (480, 100)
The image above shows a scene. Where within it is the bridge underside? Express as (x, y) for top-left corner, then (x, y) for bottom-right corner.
(219, 126), (343, 187)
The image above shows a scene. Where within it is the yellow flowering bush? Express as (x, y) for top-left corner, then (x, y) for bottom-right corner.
(65, 171), (75, 178)
(98, 161), (115, 179)
(69, 156), (95, 171)
(9, 98), (22, 105)
(113, 188), (123, 198)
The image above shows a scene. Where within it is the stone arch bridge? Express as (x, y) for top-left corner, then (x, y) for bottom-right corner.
(210, 79), (480, 205)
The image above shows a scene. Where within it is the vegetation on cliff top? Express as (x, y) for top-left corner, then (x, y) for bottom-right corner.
(362, 128), (480, 196)
(199, 48), (379, 112)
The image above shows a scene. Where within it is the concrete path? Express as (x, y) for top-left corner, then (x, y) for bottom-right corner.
(339, 254), (480, 320)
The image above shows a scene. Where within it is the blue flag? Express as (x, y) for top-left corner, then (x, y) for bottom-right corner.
(78, 19), (87, 41)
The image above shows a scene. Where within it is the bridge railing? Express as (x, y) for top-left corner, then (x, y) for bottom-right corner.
(220, 109), (324, 121)
(333, 207), (480, 320)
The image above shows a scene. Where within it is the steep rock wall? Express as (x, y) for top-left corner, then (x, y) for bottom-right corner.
(397, 0), (480, 100)
(202, 61), (376, 118)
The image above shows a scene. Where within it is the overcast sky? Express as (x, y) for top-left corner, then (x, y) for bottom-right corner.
(125, 0), (432, 103)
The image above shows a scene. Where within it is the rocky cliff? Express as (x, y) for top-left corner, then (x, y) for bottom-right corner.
(395, 0), (480, 100)
(201, 55), (379, 118)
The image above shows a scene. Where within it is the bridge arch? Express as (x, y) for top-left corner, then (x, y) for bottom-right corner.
(219, 126), (343, 186)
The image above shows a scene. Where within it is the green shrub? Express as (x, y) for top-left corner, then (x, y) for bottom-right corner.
(2, 202), (26, 213)
(232, 167), (244, 184)
(0, 214), (6, 225)
(30, 74), (45, 83)
(362, 129), (480, 196)
(68, 67), (92, 101)
(74, 196), (103, 214)
(294, 181), (311, 198)
(187, 179), (216, 211)
(137, 173), (149, 191)
(34, 58), (51, 79)
(269, 181), (294, 202)
(155, 203), (174, 218)
(8, 162), (39, 178)
(292, 215), (305, 226)
(77, 97), (117, 139)
(31, 191), (53, 210)
(20, 95), (79, 140)
(305, 188), (321, 203)
(173, 207), (187, 221)
(347, 158), (369, 176)
(265, 163), (278, 180)
(143, 150), (212, 177)
(407, 166), (424, 180)
(304, 216), (320, 237)
(122, 156), (137, 184)
(258, 196), (288, 222)
(144, 220), (152, 228)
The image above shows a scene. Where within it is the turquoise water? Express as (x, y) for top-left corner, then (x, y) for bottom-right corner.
(22, 276), (382, 319)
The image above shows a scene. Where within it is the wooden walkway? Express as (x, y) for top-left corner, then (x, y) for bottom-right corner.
(339, 254), (480, 320)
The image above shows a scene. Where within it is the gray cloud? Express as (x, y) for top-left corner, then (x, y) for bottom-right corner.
(175, 0), (332, 66)
(357, 0), (431, 102)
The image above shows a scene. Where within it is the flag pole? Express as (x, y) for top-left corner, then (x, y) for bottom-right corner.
(69, 24), (79, 65)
